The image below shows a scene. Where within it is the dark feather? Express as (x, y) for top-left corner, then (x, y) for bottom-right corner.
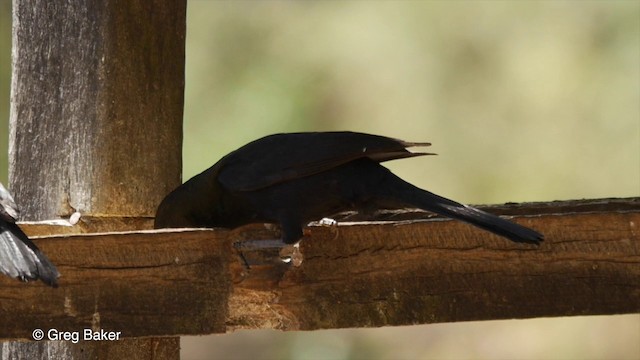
(155, 132), (543, 246)
(0, 183), (59, 287)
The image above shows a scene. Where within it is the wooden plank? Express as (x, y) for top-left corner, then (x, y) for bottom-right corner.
(0, 230), (231, 340)
(0, 198), (637, 339)
(270, 211), (639, 329)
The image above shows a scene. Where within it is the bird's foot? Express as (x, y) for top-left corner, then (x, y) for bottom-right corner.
(311, 217), (337, 227)
(318, 217), (337, 226)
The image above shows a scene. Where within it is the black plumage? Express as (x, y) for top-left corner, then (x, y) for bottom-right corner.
(155, 132), (543, 245)
(0, 182), (59, 287)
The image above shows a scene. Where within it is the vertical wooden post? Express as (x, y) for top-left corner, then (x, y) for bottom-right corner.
(9, 0), (184, 220)
(4, 0), (186, 359)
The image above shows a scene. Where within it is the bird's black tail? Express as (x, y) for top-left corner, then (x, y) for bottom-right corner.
(383, 177), (543, 245)
(0, 221), (60, 287)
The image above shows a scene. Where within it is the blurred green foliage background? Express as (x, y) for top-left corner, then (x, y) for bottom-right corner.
(1, 0), (639, 359)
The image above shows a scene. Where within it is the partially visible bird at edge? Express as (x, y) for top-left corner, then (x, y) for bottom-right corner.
(0, 182), (59, 287)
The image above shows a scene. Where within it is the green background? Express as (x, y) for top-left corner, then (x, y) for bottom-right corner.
(1, 1), (639, 359)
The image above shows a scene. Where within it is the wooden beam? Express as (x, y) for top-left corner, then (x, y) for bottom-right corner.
(0, 229), (231, 339)
(0, 198), (637, 339)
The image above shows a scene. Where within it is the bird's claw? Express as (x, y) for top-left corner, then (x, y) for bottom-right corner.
(318, 217), (337, 227)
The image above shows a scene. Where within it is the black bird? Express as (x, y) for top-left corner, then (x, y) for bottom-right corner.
(155, 132), (543, 246)
(0, 182), (59, 287)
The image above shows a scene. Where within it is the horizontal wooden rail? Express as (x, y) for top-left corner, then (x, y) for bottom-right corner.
(0, 198), (638, 340)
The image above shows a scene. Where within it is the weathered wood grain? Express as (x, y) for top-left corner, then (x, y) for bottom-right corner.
(9, 0), (185, 220)
(0, 229), (231, 340)
(0, 198), (637, 340)
(5, 0), (186, 358)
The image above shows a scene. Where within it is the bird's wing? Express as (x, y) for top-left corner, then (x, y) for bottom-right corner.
(0, 220), (60, 286)
(217, 131), (435, 191)
(0, 182), (60, 287)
